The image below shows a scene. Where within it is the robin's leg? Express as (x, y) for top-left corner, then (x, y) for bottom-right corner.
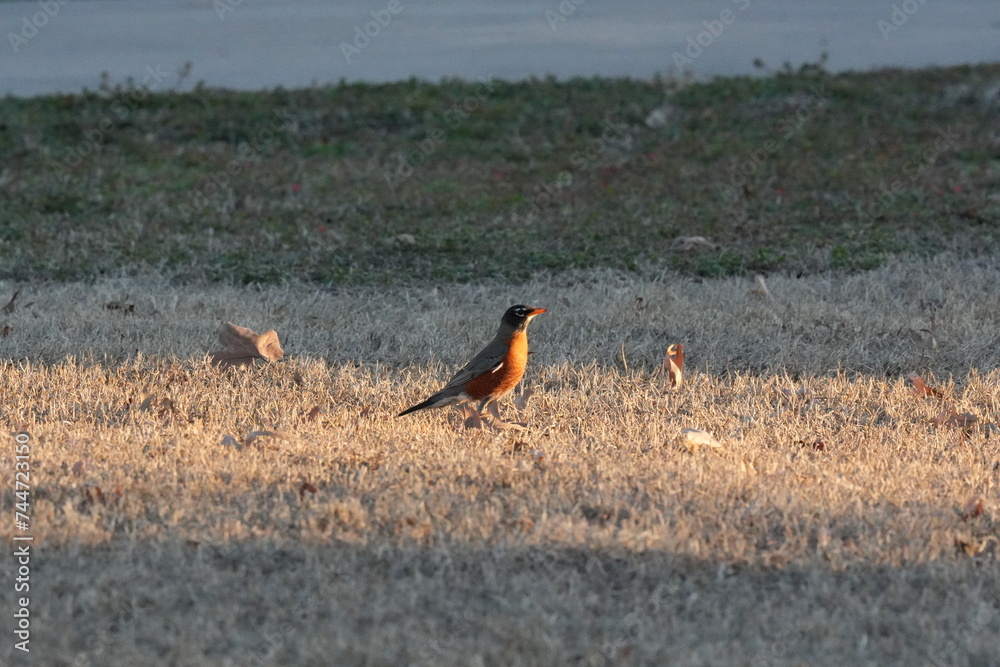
(479, 398), (507, 424)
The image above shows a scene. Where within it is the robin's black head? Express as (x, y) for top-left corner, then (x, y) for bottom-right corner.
(502, 304), (547, 330)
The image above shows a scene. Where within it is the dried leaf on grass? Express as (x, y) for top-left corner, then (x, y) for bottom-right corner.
(299, 481), (318, 498)
(907, 373), (945, 399)
(1, 325), (11, 337)
(680, 428), (721, 453)
(210, 322), (284, 368)
(961, 497), (984, 520)
(664, 343), (684, 389)
(932, 406), (978, 431)
(954, 533), (997, 557)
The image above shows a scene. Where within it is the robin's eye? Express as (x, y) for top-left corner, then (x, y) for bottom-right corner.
(514, 307), (525, 316)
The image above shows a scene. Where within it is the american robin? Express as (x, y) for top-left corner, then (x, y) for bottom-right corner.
(398, 304), (547, 418)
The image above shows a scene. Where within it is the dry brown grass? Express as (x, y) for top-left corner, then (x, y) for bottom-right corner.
(1, 257), (999, 665)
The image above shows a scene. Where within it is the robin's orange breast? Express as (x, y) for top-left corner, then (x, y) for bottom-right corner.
(464, 331), (528, 400)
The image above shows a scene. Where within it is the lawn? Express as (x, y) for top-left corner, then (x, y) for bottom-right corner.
(0, 63), (999, 665)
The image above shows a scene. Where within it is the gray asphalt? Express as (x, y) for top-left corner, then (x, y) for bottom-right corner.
(2, 0), (998, 96)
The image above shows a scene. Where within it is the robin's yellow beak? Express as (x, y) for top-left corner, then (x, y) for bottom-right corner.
(527, 307), (547, 317)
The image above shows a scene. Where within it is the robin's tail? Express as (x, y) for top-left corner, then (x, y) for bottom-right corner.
(398, 398), (435, 417)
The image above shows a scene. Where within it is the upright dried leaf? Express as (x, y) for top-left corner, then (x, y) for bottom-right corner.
(664, 343), (684, 389)
(751, 274), (770, 297)
(210, 322), (284, 368)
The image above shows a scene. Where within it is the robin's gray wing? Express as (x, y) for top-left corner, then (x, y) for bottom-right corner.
(437, 337), (507, 394)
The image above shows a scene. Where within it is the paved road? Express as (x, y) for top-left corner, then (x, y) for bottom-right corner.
(2, 0), (998, 97)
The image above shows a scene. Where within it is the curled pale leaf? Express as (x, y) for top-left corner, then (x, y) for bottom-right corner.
(672, 236), (716, 251)
(210, 321), (284, 368)
(680, 428), (721, 453)
(664, 343), (684, 390)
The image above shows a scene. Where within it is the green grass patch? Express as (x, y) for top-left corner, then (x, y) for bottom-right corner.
(2, 64), (999, 284)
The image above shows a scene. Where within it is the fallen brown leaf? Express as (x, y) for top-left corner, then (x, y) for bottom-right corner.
(299, 482), (318, 498)
(906, 373), (945, 399)
(210, 321), (284, 368)
(961, 497), (984, 520)
(2, 325), (12, 337)
(932, 406), (978, 431)
(303, 405), (322, 423)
